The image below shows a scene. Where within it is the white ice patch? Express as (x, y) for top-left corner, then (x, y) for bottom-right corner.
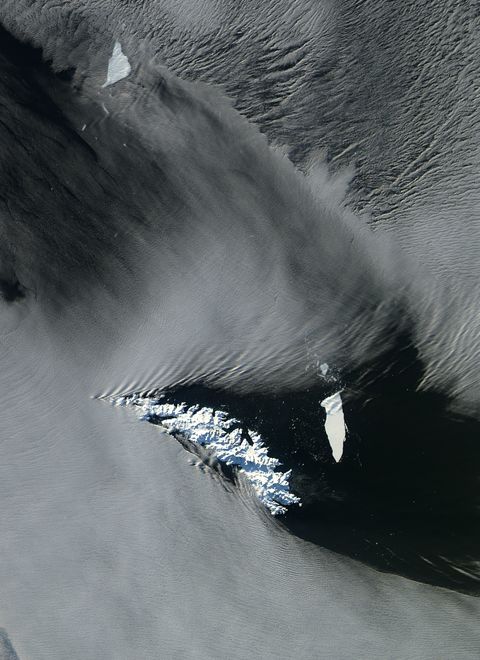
(102, 41), (131, 88)
(321, 391), (346, 463)
(113, 394), (301, 516)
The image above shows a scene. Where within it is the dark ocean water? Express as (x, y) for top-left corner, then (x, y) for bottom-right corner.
(0, 2), (479, 658)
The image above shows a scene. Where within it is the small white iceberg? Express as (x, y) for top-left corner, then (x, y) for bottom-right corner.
(102, 41), (131, 88)
(321, 391), (346, 463)
(113, 394), (301, 516)
(320, 362), (329, 376)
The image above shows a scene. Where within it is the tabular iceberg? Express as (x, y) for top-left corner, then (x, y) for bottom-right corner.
(102, 41), (131, 88)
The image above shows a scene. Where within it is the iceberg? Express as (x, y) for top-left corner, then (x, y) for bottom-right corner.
(321, 391), (346, 462)
(102, 41), (131, 88)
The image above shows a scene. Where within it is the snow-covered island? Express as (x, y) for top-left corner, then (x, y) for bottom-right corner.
(112, 394), (301, 515)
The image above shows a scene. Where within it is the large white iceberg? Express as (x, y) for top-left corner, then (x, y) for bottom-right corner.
(321, 391), (346, 462)
(102, 41), (131, 88)
(112, 394), (301, 516)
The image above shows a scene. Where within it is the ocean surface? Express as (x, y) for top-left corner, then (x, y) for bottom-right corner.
(0, 1), (479, 657)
